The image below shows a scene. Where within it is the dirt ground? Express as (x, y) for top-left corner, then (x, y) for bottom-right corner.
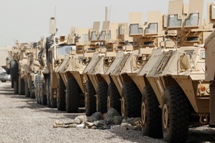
(0, 82), (214, 143)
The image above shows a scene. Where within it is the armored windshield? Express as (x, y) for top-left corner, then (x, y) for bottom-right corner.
(212, 5), (215, 19)
(130, 24), (143, 35)
(99, 31), (106, 40)
(58, 45), (76, 55)
(167, 14), (182, 28)
(119, 25), (125, 35)
(184, 13), (199, 27)
(145, 23), (158, 34)
(91, 31), (97, 41)
(82, 34), (88, 44)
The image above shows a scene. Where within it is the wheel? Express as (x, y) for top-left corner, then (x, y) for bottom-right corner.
(97, 81), (108, 114)
(45, 76), (51, 107)
(10, 60), (18, 82)
(66, 77), (79, 113)
(35, 75), (40, 104)
(48, 75), (57, 108)
(142, 85), (162, 138)
(162, 86), (190, 143)
(121, 82), (141, 118)
(85, 80), (96, 116)
(107, 82), (121, 114)
(11, 79), (14, 88)
(30, 81), (35, 98)
(14, 80), (19, 94)
(18, 75), (25, 95)
(57, 78), (66, 111)
(1, 80), (6, 82)
(24, 77), (30, 97)
(38, 75), (46, 105)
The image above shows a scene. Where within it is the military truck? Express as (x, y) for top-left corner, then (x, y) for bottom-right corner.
(56, 23), (100, 113)
(137, 0), (214, 142)
(83, 21), (133, 116)
(55, 28), (89, 112)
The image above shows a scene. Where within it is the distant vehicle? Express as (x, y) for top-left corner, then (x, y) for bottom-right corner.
(0, 67), (10, 82)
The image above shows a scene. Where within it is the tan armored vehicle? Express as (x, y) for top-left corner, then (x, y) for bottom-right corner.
(55, 27), (88, 111)
(137, 0), (214, 142)
(56, 23), (99, 113)
(83, 21), (133, 116)
(204, 1), (215, 130)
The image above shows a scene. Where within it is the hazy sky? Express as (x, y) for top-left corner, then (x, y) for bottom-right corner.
(0, 0), (214, 46)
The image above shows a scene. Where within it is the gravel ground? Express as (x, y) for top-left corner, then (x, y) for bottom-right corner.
(0, 82), (215, 143)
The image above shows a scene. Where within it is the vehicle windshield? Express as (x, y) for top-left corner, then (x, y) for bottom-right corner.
(91, 31), (97, 41)
(130, 24), (143, 35)
(167, 14), (182, 28)
(99, 31), (106, 40)
(184, 13), (199, 27)
(145, 23), (158, 34)
(57, 45), (76, 55)
(212, 5), (215, 19)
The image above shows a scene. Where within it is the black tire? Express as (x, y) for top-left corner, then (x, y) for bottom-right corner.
(142, 86), (162, 138)
(30, 81), (35, 98)
(11, 79), (14, 88)
(18, 75), (25, 95)
(66, 77), (79, 113)
(35, 75), (40, 104)
(38, 75), (46, 105)
(1, 80), (6, 82)
(97, 81), (108, 114)
(48, 75), (57, 108)
(10, 60), (18, 82)
(45, 76), (51, 107)
(162, 86), (190, 143)
(85, 80), (96, 116)
(14, 80), (18, 94)
(108, 82), (121, 114)
(122, 82), (141, 118)
(24, 78), (30, 97)
(57, 78), (66, 111)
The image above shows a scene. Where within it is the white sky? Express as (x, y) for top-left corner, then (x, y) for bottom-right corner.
(0, 0), (214, 46)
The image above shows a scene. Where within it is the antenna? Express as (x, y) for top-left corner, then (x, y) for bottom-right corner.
(105, 6), (108, 21)
(54, 6), (56, 18)
(109, 6), (111, 21)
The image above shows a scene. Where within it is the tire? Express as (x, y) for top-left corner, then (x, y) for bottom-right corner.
(66, 77), (79, 113)
(97, 81), (108, 114)
(142, 86), (162, 138)
(24, 77), (30, 97)
(85, 80), (96, 116)
(162, 86), (190, 143)
(38, 75), (46, 105)
(122, 82), (141, 118)
(10, 60), (18, 82)
(45, 76), (51, 107)
(30, 81), (35, 98)
(18, 75), (25, 95)
(48, 75), (57, 108)
(1, 80), (6, 82)
(108, 82), (121, 114)
(57, 78), (66, 111)
(11, 79), (14, 88)
(14, 80), (18, 94)
(35, 75), (40, 104)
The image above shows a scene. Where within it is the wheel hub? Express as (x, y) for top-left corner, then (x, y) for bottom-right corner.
(121, 96), (126, 118)
(141, 101), (147, 125)
(107, 95), (110, 110)
(162, 104), (169, 130)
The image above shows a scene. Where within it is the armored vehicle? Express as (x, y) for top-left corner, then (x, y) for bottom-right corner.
(83, 21), (133, 116)
(138, 0), (214, 142)
(56, 22), (99, 113)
